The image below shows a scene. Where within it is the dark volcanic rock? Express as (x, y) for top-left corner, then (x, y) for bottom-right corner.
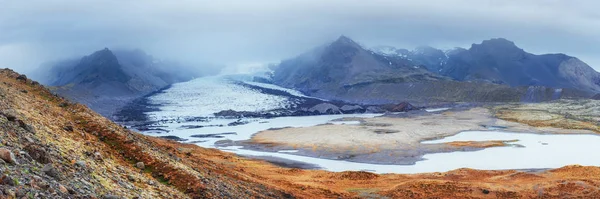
(214, 110), (264, 118)
(42, 164), (60, 179)
(190, 132), (237, 138)
(386, 102), (417, 112)
(228, 119), (250, 126)
(308, 103), (342, 114)
(24, 144), (51, 164)
(16, 75), (27, 81)
(365, 106), (386, 113)
(159, 136), (188, 142)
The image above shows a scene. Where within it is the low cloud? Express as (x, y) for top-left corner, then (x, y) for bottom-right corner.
(1, 0), (600, 74)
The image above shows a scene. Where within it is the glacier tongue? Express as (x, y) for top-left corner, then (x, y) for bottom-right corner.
(147, 75), (296, 120)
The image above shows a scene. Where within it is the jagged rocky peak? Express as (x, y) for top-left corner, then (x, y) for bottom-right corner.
(321, 35), (365, 62)
(83, 48), (118, 63)
(479, 38), (517, 46)
(445, 47), (467, 56)
(470, 38), (525, 54)
(333, 35), (360, 46)
(413, 46), (443, 55)
(85, 48), (118, 62)
(328, 35), (365, 51)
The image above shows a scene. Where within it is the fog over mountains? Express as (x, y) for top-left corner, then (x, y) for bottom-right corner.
(3, 1), (600, 74)
(30, 34), (600, 119)
(32, 48), (215, 116)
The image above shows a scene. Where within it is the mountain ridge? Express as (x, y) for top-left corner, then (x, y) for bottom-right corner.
(371, 37), (600, 93)
(273, 36), (594, 105)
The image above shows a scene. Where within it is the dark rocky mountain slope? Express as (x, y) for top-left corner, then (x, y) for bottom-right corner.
(274, 36), (591, 105)
(32, 48), (202, 117)
(375, 38), (600, 94)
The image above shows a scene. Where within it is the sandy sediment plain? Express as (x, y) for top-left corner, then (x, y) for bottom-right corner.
(239, 106), (597, 165)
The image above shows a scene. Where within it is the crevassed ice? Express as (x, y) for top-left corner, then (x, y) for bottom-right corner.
(242, 81), (325, 100)
(147, 76), (293, 119)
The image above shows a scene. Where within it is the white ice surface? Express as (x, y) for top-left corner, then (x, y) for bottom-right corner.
(147, 76), (293, 119)
(425, 107), (450, 112)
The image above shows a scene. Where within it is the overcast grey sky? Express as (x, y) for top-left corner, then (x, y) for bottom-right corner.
(1, 0), (600, 74)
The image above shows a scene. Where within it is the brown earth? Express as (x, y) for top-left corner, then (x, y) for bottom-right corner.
(494, 101), (600, 133)
(1, 68), (600, 198)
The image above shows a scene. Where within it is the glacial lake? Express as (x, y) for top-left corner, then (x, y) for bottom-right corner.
(139, 113), (600, 174)
(139, 76), (600, 174)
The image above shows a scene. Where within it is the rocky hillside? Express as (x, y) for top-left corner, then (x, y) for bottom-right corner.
(0, 69), (295, 198)
(33, 48), (202, 117)
(273, 36), (589, 105)
(2, 68), (600, 198)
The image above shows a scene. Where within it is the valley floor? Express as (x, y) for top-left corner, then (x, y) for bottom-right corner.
(244, 104), (599, 167)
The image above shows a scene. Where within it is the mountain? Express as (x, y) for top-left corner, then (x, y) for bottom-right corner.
(273, 36), (451, 104)
(374, 38), (600, 94)
(441, 38), (600, 93)
(372, 45), (448, 72)
(273, 36), (589, 105)
(32, 48), (204, 117)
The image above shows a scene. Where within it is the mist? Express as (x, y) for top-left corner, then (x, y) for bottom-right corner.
(1, 0), (600, 75)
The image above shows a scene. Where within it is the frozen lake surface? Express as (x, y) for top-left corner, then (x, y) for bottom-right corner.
(142, 113), (600, 174)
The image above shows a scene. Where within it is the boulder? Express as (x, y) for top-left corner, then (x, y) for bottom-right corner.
(93, 152), (103, 161)
(365, 106), (385, 113)
(388, 102), (417, 112)
(135, 162), (144, 169)
(340, 105), (363, 113)
(2, 175), (16, 186)
(103, 194), (122, 199)
(58, 185), (69, 194)
(0, 148), (17, 164)
(24, 144), (51, 164)
(42, 164), (60, 179)
(0, 109), (17, 121)
(75, 161), (86, 168)
(16, 74), (27, 81)
(308, 103), (341, 114)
